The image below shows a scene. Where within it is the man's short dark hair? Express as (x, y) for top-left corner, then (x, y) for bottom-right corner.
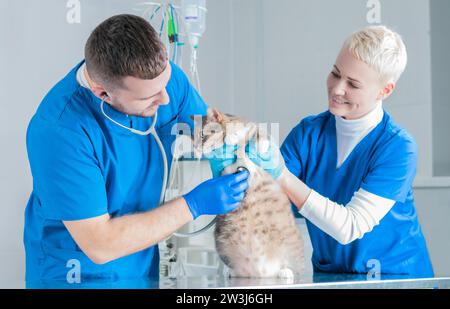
(85, 14), (167, 87)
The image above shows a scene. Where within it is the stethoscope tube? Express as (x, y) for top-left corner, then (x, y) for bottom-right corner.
(100, 96), (214, 237)
(100, 97), (168, 204)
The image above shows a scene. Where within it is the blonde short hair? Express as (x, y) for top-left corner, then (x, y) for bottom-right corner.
(343, 25), (407, 84)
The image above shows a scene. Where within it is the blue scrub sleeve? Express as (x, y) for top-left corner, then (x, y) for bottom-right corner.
(27, 120), (108, 221)
(280, 122), (304, 179)
(360, 135), (417, 203)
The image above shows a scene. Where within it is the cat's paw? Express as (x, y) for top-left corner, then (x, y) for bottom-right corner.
(257, 138), (271, 154)
(277, 268), (295, 284)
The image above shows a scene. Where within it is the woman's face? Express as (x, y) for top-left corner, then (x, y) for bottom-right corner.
(326, 48), (390, 120)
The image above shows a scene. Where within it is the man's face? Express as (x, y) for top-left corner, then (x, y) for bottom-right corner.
(326, 48), (387, 120)
(106, 62), (172, 117)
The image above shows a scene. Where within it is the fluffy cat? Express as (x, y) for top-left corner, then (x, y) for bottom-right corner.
(193, 109), (305, 279)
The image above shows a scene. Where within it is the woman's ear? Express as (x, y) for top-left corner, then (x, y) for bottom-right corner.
(377, 83), (396, 101)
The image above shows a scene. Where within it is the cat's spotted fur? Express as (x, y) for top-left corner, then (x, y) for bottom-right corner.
(194, 109), (305, 278)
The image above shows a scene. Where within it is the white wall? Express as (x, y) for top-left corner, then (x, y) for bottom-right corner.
(414, 183), (450, 276)
(431, 0), (450, 176)
(204, 0), (433, 177)
(0, 0), (449, 285)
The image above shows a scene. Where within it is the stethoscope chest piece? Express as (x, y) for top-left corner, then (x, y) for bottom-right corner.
(236, 166), (249, 174)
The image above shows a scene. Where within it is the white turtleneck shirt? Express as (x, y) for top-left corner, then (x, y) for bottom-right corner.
(335, 102), (384, 168)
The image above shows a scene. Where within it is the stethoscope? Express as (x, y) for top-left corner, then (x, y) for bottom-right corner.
(100, 95), (168, 205)
(100, 95), (216, 238)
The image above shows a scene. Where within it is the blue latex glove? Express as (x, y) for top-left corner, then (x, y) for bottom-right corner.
(246, 140), (285, 180)
(183, 170), (250, 219)
(205, 144), (239, 178)
(205, 140), (285, 180)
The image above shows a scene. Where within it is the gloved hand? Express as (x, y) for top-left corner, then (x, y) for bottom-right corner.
(246, 140), (285, 180)
(183, 169), (249, 220)
(205, 140), (285, 180)
(205, 144), (239, 178)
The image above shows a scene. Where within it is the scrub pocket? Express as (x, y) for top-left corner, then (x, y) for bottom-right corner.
(40, 245), (115, 281)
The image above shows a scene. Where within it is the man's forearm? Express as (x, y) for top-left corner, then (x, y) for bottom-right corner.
(90, 198), (192, 264)
(277, 168), (312, 211)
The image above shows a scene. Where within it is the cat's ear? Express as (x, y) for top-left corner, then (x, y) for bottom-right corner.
(207, 108), (227, 123)
(207, 108), (216, 119)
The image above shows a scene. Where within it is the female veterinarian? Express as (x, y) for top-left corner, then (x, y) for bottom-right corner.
(253, 25), (433, 277)
(278, 26), (433, 277)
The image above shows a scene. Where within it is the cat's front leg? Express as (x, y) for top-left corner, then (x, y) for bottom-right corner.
(277, 268), (295, 284)
(222, 265), (236, 278)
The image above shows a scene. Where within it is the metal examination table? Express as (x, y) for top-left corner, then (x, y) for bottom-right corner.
(20, 273), (450, 289)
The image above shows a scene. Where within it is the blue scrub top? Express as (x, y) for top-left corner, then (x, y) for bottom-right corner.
(281, 111), (434, 277)
(24, 61), (208, 282)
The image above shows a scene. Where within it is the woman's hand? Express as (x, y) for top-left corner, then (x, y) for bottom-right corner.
(206, 140), (286, 180)
(246, 140), (286, 180)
